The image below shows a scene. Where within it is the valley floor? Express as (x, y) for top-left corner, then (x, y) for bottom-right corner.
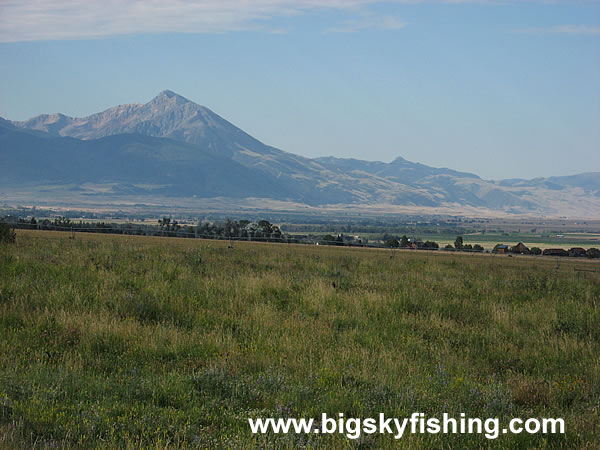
(1, 230), (599, 447)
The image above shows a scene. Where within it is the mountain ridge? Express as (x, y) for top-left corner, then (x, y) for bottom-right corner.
(4, 91), (600, 217)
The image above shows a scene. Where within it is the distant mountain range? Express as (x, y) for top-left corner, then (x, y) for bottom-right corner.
(2, 90), (599, 217)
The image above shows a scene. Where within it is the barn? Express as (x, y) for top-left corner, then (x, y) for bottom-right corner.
(512, 242), (530, 254)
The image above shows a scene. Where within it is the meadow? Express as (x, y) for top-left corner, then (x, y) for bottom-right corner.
(1, 230), (599, 448)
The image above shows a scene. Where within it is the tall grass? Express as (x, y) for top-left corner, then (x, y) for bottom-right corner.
(1, 230), (599, 448)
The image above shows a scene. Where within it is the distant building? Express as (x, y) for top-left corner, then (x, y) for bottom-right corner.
(512, 242), (530, 254)
(410, 239), (424, 249)
(404, 239), (422, 249)
(494, 244), (509, 254)
(543, 248), (569, 257)
(569, 247), (587, 257)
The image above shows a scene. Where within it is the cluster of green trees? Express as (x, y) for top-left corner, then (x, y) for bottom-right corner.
(384, 235), (440, 250)
(384, 238), (399, 248)
(155, 217), (197, 237)
(196, 219), (283, 241)
(385, 235), (482, 252)
(386, 235), (488, 252)
(450, 236), (484, 252)
(588, 248), (600, 258)
(0, 216), (286, 242)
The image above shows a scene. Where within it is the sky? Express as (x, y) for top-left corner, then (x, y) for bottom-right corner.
(0, 0), (599, 180)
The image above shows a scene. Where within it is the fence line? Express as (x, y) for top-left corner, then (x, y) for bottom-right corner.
(7, 222), (457, 251)
(9, 222), (587, 257)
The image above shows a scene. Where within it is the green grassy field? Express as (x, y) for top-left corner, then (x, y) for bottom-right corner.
(1, 230), (599, 448)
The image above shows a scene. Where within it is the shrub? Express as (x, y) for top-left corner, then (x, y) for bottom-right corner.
(385, 238), (399, 248)
(530, 247), (542, 255)
(0, 223), (16, 243)
(587, 248), (600, 259)
(454, 236), (463, 249)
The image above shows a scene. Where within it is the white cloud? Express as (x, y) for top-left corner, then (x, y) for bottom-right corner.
(0, 0), (585, 43)
(0, 0), (383, 42)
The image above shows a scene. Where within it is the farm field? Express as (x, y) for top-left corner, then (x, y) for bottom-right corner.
(1, 230), (599, 447)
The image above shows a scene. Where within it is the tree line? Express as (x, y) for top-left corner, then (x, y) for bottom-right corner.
(0, 216), (292, 243)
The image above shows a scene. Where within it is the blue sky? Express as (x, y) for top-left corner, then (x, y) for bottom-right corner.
(1, 0), (599, 179)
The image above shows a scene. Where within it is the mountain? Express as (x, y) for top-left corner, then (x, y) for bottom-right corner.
(315, 155), (480, 182)
(0, 124), (297, 199)
(14, 91), (266, 158)
(499, 174), (600, 194)
(4, 91), (600, 217)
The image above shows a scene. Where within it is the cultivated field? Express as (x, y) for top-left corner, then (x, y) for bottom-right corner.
(1, 230), (599, 448)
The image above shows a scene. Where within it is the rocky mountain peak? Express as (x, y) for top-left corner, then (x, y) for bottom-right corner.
(150, 90), (191, 107)
(11, 91), (260, 153)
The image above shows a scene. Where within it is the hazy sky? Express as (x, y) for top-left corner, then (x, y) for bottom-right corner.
(1, 0), (599, 179)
